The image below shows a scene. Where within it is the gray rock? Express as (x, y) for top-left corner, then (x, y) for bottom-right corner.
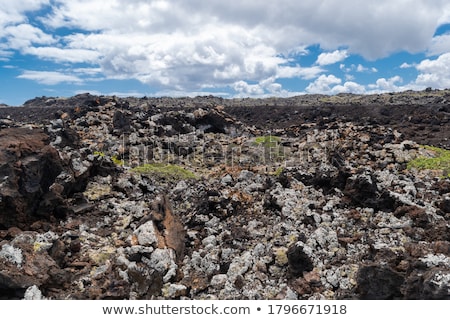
(0, 244), (23, 267)
(221, 174), (233, 185)
(134, 221), (158, 246)
(210, 274), (228, 289)
(23, 285), (44, 300)
(238, 170), (254, 181)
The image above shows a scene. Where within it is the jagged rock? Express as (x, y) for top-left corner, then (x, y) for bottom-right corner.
(113, 110), (131, 132)
(344, 169), (396, 210)
(356, 265), (404, 299)
(23, 285), (44, 300)
(439, 197), (450, 213)
(0, 128), (66, 229)
(134, 221), (158, 246)
(287, 244), (314, 277)
(403, 268), (450, 299)
(0, 235), (61, 299)
(0, 92), (449, 300)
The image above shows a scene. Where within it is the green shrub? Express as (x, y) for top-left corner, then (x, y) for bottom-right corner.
(407, 145), (450, 177)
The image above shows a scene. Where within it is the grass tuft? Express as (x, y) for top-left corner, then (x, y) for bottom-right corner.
(131, 163), (197, 181)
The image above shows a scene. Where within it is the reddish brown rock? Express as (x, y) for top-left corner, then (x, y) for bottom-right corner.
(0, 128), (64, 229)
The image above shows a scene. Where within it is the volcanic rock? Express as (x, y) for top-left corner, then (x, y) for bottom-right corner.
(0, 90), (449, 300)
(0, 128), (65, 229)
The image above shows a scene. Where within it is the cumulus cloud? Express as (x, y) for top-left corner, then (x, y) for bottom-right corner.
(306, 74), (367, 94)
(17, 71), (83, 85)
(356, 64), (378, 73)
(414, 52), (450, 88)
(400, 62), (414, 69)
(368, 76), (403, 92)
(427, 34), (450, 56)
(1, 24), (55, 54)
(3, 0), (450, 95)
(332, 82), (366, 94)
(232, 77), (288, 97)
(305, 74), (342, 94)
(341, 63), (378, 73)
(316, 50), (348, 66)
(0, 1), (49, 27)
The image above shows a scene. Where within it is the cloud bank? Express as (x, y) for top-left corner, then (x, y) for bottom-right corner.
(1, 0), (450, 96)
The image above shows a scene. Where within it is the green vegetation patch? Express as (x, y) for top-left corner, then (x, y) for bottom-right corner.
(93, 151), (106, 157)
(254, 135), (281, 148)
(254, 135), (285, 160)
(131, 163), (197, 181)
(93, 151), (125, 166)
(407, 145), (450, 177)
(271, 166), (284, 177)
(111, 155), (125, 166)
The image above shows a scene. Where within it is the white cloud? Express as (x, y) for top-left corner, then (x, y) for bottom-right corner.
(0, 49), (13, 60)
(3, 24), (54, 49)
(368, 76), (403, 92)
(356, 64), (367, 72)
(305, 74), (342, 94)
(344, 74), (355, 81)
(276, 65), (324, 80)
(427, 34), (450, 56)
(414, 52), (450, 88)
(400, 62), (414, 68)
(316, 50), (348, 66)
(17, 71), (83, 85)
(0, 1), (49, 27)
(232, 77), (287, 97)
(331, 81), (366, 94)
(23, 46), (100, 63)
(72, 67), (102, 75)
(340, 63), (378, 74)
(233, 81), (265, 96)
(3, 0), (450, 95)
(306, 74), (367, 94)
(305, 74), (409, 95)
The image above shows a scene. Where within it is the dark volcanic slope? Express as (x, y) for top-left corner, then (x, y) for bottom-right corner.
(225, 103), (450, 149)
(1, 91), (449, 148)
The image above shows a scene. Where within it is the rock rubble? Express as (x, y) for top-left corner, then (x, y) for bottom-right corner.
(0, 91), (449, 300)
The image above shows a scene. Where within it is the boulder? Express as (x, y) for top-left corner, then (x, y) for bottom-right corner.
(0, 128), (66, 229)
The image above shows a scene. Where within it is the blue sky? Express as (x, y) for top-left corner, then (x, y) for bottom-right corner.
(1, 0), (450, 106)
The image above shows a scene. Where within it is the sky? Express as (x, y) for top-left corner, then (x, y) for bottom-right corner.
(1, 0), (450, 106)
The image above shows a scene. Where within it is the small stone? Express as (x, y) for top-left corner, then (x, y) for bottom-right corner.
(290, 278), (311, 296)
(439, 198), (450, 213)
(163, 283), (187, 298)
(287, 244), (314, 277)
(134, 221), (158, 246)
(274, 247), (288, 266)
(147, 248), (177, 282)
(24, 285), (44, 300)
(0, 244), (23, 267)
(304, 270), (321, 285)
(173, 180), (188, 193)
(210, 274), (228, 289)
(238, 170), (254, 181)
(221, 174), (233, 185)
